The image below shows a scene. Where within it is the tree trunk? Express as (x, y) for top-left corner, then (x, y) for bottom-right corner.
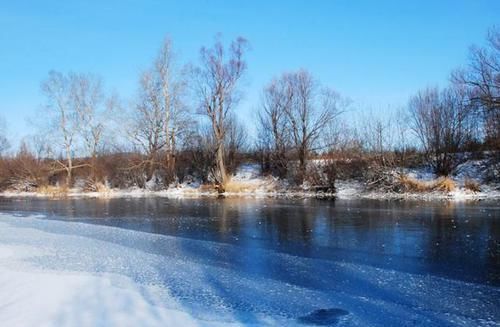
(215, 141), (227, 193)
(297, 147), (306, 185)
(66, 148), (73, 187)
(91, 152), (97, 184)
(66, 165), (72, 187)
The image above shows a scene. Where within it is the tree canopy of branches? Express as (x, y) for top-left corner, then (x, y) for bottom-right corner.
(129, 38), (190, 184)
(40, 71), (113, 188)
(192, 36), (249, 191)
(258, 70), (345, 184)
(408, 86), (473, 176)
(258, 75), (293, 178)
(453, 27), (500, 150)
(2, 29), (499, 194)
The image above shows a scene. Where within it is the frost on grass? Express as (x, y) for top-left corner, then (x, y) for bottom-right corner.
(0, 213), (499, 326)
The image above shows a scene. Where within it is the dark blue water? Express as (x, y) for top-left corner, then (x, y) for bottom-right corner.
(1, 196), (498, 287)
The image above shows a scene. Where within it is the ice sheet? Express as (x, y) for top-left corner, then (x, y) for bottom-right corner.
(0, 213), (498, 326)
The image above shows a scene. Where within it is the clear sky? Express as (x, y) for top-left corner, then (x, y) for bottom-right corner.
(0, 0), (499, 144)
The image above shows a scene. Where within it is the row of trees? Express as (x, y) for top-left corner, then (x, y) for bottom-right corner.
(408, 27), (499, 176)
(0, 37), (252, 193)
(0, 28), (498, 193)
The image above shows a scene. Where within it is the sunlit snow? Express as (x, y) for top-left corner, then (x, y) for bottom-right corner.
(0, 213), (498, 326)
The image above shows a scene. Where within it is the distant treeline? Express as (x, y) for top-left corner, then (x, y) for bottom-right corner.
(0, 28), (498, 192)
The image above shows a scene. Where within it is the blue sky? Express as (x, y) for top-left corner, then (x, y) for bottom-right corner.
(0, 0), (499, 144)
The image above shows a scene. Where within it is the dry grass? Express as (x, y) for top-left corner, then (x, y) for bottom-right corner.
(199, 184), (216, 192)
(464, 178), (481, 192)
(94, 182), (111, 193)
(433, 177), (456, 192)
(225, 180), (260, 193)
(398, 175), (456, 193)
(398, 175), (429, 192)
(36, 185), (69, 197)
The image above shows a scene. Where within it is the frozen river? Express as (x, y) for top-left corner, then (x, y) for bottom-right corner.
(0, 197), (498, 326)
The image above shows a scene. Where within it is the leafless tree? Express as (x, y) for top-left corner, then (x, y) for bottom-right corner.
(452, 27), (500, 150)
(183, 124), (216, 183)
(0, 141), (50, 191)
(408, 86), (473, 175)
(41, 71), (91, 186)
(0, 116), (9, 156)
(224, 114), (248, 174)
(258, 76), (293, 178)
(284, 70), (345, 184)
(154, 38), (190, 177)
(129, 38), (190, 183)
(192, 36), (249, 192)
(72, 73), (115, 187)
(359, 111), (397, 167)
(129, 71), (167, 180)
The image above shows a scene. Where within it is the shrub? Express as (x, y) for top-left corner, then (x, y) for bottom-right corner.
(464, 178), (481, 192)
(305, 160), (336, 193)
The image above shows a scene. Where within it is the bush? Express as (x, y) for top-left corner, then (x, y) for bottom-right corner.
(464, 178), (481, 192)
(305, 160), (336, 193)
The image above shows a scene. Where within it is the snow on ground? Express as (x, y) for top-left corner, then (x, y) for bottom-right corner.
(454, 159), (490, 183)
(231, 164), (262, 181)
(0, 213), (499, 326)
(403, 166), (436, 181)
(0, 214), (278, 326)
(1, 160), (499, 200)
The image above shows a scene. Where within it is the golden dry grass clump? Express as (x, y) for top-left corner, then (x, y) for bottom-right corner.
(432, 177), (456, 192)
(398, 175), (456, 193)
(398, 175), (429, 192)
(224, 180), (260, 193)
(36, 185), (69, 197)
(94, 182), (111, 193)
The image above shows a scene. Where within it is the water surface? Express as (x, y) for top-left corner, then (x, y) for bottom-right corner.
(0, 197), (499, 326)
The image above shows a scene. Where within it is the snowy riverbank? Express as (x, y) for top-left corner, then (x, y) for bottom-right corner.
(1, 162), (499, 201)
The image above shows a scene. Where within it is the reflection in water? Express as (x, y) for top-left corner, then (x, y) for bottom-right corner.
(0, 196), (498, 285)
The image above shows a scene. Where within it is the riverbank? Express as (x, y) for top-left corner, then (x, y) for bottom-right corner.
(1, 162), (499, 201)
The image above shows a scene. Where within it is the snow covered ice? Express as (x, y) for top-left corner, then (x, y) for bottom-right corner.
(0, 212), (499, 326)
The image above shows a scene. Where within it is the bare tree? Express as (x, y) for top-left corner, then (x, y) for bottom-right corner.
(0, 116), (9, 156)
(0, 141), (50, 191)
(452, 27), (500, 150)
(408, 86), (473, 176)
(129, 38), (190, 184)
(192, 36), (249, 192)
(258, 76), (293, 178)
(182, 123), (216, 183)
(284, 70), (344, 184)
(72, 73), (115, 187)
(359, 111), (396, 166)
(154, 38), (190, 178)
(224, 114), (248, 174)
(41, 71), (89, 186)
(129, 71), (167, 180)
